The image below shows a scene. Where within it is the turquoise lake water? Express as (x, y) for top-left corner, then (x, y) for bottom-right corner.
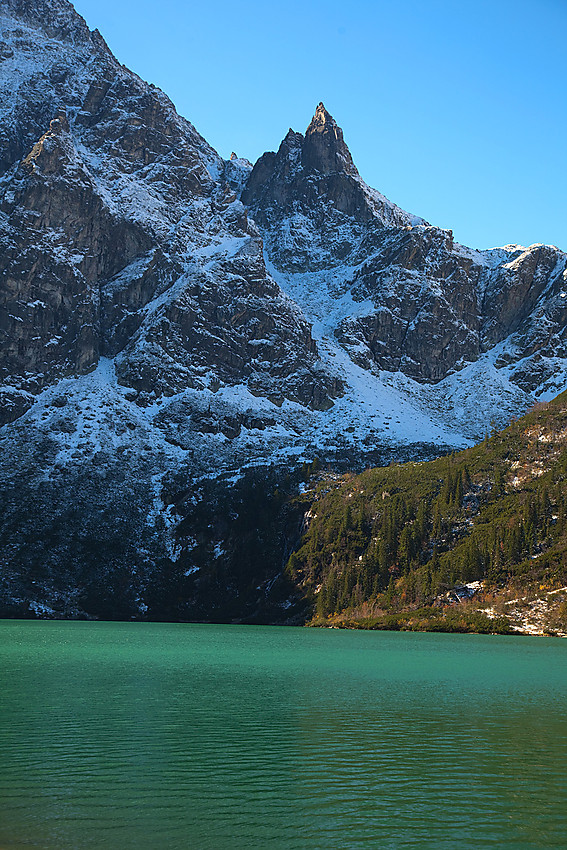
(0, 621), (566, 849)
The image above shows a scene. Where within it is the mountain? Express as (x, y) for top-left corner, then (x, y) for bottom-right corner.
(242, 102), (567, 424)
(0, 0), (566, 621)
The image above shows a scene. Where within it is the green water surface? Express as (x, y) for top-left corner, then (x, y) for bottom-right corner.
(0, 621), (566, 849)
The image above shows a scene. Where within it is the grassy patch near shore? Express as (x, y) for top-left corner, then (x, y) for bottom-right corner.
(309, 607), (512, 634)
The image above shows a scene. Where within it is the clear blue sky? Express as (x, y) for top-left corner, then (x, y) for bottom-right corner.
(72, 0), (566, 252)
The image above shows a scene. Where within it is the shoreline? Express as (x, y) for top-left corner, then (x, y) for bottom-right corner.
(0, 612), (565, 637)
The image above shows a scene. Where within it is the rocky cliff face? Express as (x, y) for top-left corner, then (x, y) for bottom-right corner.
(1, 0), (566, 621)
(0, 1), (337, 426)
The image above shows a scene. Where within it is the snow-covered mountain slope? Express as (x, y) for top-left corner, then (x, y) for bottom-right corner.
(1, 0), (566, 620)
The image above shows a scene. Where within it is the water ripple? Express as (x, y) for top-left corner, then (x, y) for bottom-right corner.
(1, 622), (566, 849)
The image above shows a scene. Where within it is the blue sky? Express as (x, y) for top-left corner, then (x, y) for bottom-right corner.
(72, 0), (566, 252)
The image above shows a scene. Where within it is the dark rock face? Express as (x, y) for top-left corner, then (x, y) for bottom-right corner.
(338, 227), (481, 382)
(0, 110), (153, 414)
(1, 0), (566, 622)
(482, 244), (567, 350)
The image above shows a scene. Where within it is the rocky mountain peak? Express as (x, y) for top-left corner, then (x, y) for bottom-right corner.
(306, 102), (336, 134)
(303, 102), (357, 176)
(242, 102), (415, 270)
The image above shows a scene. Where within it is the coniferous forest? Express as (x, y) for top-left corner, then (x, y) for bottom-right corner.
(286, 392), (567, 633)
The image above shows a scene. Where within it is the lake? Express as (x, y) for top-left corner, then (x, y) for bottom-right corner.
(0, 621), (566, 849)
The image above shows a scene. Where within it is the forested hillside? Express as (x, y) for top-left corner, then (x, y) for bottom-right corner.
(287, 393), (567, 634)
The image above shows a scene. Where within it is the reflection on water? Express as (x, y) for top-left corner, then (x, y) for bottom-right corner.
(0, 622), (566, 849)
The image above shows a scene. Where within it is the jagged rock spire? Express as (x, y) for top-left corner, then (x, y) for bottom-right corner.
(242, 102), (366, 224)
(302, 102), (358, 176)
(306, 102), (337, 135)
